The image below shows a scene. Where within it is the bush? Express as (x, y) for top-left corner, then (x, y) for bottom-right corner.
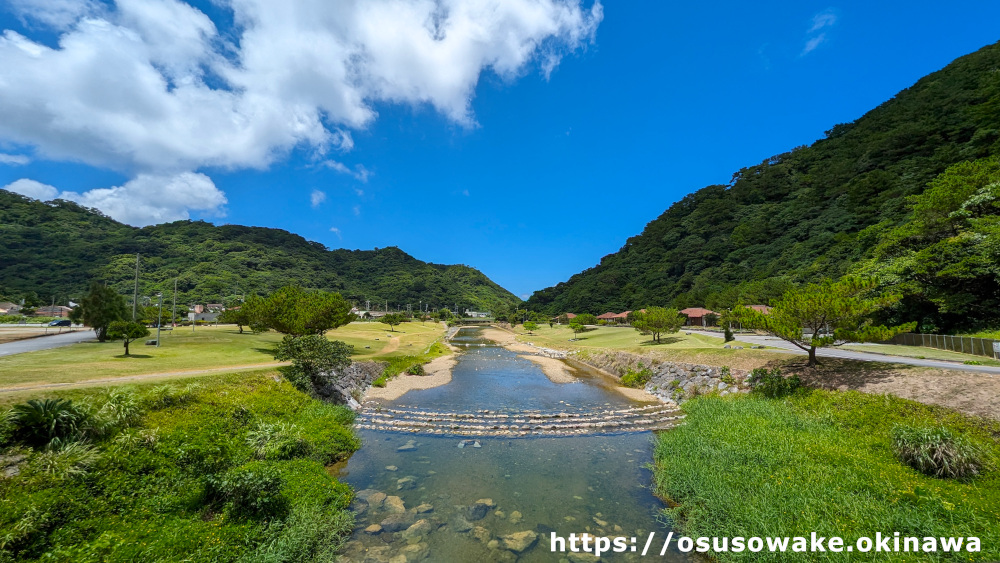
(746, 367), (801, 398)
(246, 422), (309, 460)
(892, 425), (986, 480)
(207, 461), (288, 519)
(964, 359), (983, 365)
(720, 366), (736, 385)
(621, 363), (653, 388)
(406, 364), (426, 376)
(724, 325), (734, 342)
(7, 398), (93, 448)
(28, 440), (101, 479)
(273, 335), (353, 395)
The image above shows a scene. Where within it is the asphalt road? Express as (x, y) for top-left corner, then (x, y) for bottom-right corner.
(688, 330), (1000, 375)
(0, 329), (96, 357)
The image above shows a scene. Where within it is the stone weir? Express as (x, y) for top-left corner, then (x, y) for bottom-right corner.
(354, 403), (684, 437)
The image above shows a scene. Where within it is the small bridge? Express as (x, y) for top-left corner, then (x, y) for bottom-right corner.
(355, 403), (683, 437)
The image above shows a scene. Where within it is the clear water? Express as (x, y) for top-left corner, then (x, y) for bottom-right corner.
(337, 328), (687, 562)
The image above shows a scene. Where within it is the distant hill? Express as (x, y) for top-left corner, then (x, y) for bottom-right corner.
(526, 40), (1000, 331)
(0, 191), (519, 312)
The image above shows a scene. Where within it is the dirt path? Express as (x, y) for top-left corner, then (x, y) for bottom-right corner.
(0, 362), (286, 394)
(380, 336), (401, 354)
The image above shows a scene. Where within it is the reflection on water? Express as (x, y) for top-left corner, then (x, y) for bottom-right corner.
(338, 328), (687, 562)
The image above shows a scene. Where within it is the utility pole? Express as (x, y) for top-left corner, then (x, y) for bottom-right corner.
(171, 279), (177, 328)
(131, 253), (140, 321)
(155, 293), (163, 347)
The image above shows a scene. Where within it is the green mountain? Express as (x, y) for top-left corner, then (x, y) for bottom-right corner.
(526, 40), (1000, 332)
(0, 191), (519, 313)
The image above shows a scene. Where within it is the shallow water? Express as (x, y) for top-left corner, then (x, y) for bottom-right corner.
(338, 328), (687, 562)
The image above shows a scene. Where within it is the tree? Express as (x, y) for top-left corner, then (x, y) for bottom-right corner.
(74, 282), (128, 341)
(381, 313), (404, 332)
(218, 296), (264, 334)
(730, 277), (916, 367)
(258, 286), (354, 336)
(631, 307), (685, 344)
(523, 321), (538, 334)
(575, 313), (598, 326)
(569, 321), (586, 339)
(438, 308), (452, 321)
(273, 335), (353, 395)
(107, 320), (150, 356)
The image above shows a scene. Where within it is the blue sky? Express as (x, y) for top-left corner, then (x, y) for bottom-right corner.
(1, 1), (1000, 299)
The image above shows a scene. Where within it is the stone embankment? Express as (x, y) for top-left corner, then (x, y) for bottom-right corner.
(355, 404), (684, 437)
(315, 361), (384, 407)
(570, 350), (749, 404)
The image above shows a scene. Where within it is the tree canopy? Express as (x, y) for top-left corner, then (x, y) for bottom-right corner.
(632, 307), (685, 344)
(257, 286), (354, 337)
(71, 282), (128, 341)
(730, 277), (915, 367)
(106, 320), (150, 356)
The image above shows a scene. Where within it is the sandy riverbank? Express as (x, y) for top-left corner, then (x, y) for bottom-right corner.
(364, 353), (458, 401)
(519, 354), (576, 383)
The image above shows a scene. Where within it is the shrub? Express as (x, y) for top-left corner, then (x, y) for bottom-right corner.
(246, 422), (309, 460)
(720, 366), (736, 385)
(30, 440), (101, 479)
(144, 383), (200, 410)
(621, 363), (654, 388)
(724, 325), (734, 342)
(964, 359), (983, 365)
(892, 425), (986, 480)
(7, 398), (92, 448)
(207, 462), (288, 519)
(273, 335), (353, 395)
(98, 388), (141, 430)
(406, 363), (426, 376)
(746, 367), (801, 398)
(371, 374), (389, 388)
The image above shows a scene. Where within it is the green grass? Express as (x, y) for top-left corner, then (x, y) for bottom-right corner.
(652, 390), (1000, 562)
(0, 321), (446, 391)
(962, 329), (1000, 340)
(840, 343), (1000, 366)
(0, 369), (360, 562)
(370, 341), (452, 388)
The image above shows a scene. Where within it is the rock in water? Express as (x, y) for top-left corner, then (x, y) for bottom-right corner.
(509, 510), (523, 524)
(500, 530), (538, 553)
(368, 492), (387, 508)
(363, 524), (383, 535)
(450, 514), (474, 533)
(379, 513), (415, 533)
(397, 440), (418, 452)
(396, 476), (417, 490)
(415, 503), (434, 514)
(383, 495), (405, 513)
(465, 502), (491, 521)
(401, 519), (433, 540)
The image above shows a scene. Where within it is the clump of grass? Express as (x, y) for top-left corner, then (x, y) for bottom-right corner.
(620, 363), (653, 388)
(406, 363), (426, 375)
(746, 367), (800, 398)
(892, 424), (986, 480)
(963, 359), (983, 365)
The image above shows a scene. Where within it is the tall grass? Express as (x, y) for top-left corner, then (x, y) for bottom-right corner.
(652, 391), (1000, 561)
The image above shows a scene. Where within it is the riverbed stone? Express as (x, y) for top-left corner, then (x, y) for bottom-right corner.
(380, 513), (415, 533)
(471, 525), (492, 543)
(364, 524), (383, 535)
(475, 498), (496, 508)
(383, 495), (405, 513)
(385, 465), (398, 471)
(508, 510), (523, 524)
(369, 492), (388, 509)
(415, 503), (433, 514)
(465, 501), (491, 521)
(401, 519), (433, 540)
(568, 552), (601, 563)
(450, 514), (474, 533)
(396, 476), (417, 490)
(388, 556), (407, 563)
(399, 542), (429, 562)
(397, 440), (418, 452)
(500, 530), (538, 553)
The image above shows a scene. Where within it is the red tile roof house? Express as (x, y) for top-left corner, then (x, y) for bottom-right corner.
(748, 304), (773, 314)
(679, 307), (719, 327)
(597, 311), (637, 325)
(596, 312), (619, 323)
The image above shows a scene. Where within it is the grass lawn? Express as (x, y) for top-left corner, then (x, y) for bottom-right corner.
(653, 390), (1000, 562)
(0, 321), (446, 393)
(510, 324), (788, 371)
(0, 369), (359, 562)
(841, 343), (1000, 366)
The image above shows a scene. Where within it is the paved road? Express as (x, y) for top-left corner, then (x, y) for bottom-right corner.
(688, 330), (1000, 375)
(0, 330), (96, 357)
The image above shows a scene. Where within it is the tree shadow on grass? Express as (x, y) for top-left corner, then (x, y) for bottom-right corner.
(768, 358), (906, 390)
(253, 346), (279, 356)
(114, 354), (153, 359)
(639, 336), (684, 347)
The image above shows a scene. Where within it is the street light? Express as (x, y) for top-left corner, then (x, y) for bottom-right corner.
(155, 292), (163, 347)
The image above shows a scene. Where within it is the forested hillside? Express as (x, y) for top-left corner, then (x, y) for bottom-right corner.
(0, 191), (519, 312)
(526, 41), (1000, 332)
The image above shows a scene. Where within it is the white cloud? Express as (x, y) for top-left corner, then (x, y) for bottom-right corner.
(0, 0), (600, 223)
(0, 153), (30, 165)
(0, 0), (601, 172)
(329, 226), (342, 239)
(321, 160), (372, 183)
(352, 205), (361, 216)
(3, 178), (58, 200)
(310, 189), (326, 207)
(801, 9), (836, 56)
(59, 172), (227, 226)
